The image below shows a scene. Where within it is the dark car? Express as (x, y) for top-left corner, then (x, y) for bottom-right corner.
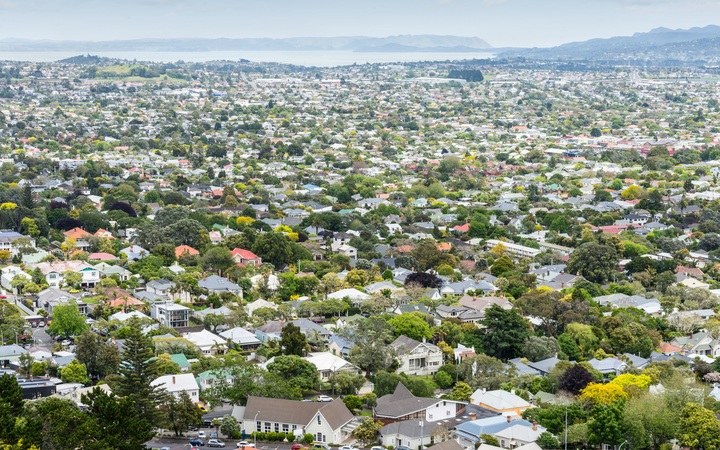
(189, 438), (206, 446)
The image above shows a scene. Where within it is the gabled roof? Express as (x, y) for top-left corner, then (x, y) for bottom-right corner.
(375, 383), (447, 419)
(243, 396), (354, 430)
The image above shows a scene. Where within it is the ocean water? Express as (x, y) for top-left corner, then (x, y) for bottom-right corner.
(0, 50), (496, 67)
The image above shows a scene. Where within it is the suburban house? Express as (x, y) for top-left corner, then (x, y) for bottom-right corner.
(63, 227), (92, 251)
(303, 351), (361, 382)
(458, 295), (513, 318)
(182, 329), (227, 355)
(36, 288), (86, 315)
(240, 396), (357, 444)
(390, 336), (443, 376)
(0, 230), (36, 256)
(231, 248), (262, 266)
(198, 275), (243, 295)
(152, 303), (191, 328)
(455, 416), (543, 448)
(175, 245), (199, 258)
(220, 327), (262, 351)
(379, 419), (449, 450)
(150, 373), (200, 402)
(1, 266), (32, 293)
(33, 260), (101, 288)
(374, 383), (466, 424)
(470, 389), (533, 417)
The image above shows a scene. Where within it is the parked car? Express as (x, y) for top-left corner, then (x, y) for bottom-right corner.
(312, 443), (330, 450)
(371, 446), (384, 450)
(340, 446), (356, 450)
(236, 441), (255, 448)
(189, 438), (205, 446)
(316, 395), (333, 402)
(291, 444), (304, 450)
(208, 439), (226, 448)
(198, 431), (206, 438)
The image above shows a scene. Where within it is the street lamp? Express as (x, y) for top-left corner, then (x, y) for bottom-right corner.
(618, 440), (629, 450)
(254, 411), (260, 448)
(419, 420), (424, 450)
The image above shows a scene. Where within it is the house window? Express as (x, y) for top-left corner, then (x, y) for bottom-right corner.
(264, 422), (271, 432)
(274, 423), (279, 432)
(256, 421), (261, 432)
(317, 415), (321, 425)
(282, 424), (289, 433)
(316, 433), (323, 442)
(292, 425), (297, 431)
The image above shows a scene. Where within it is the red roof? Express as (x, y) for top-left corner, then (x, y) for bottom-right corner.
(231, 248), (260, 261)
(175, 245), (199, 258)
(64, 227), (91, 239)
(88, 252), (118, 261)
(453, 223), (470, 233)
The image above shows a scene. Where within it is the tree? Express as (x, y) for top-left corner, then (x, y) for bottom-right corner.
(154, 353), (181, 375)
(679, 402), (720, 450)
(458, 354), (509, 390)
(279, 323), (308, 356)
(623, 393), (679, 449)
(490, 255), (515, 277)
(579, 383), (628, 406)
(404, 272), (443, 289)
(342, 395), (363, 412)
(477, 305), (532, 360)
(220, 414), (241, 439)
(588, 403), (625, 447)
(62, 271), (82, 289)
(566, 242), (619, 283)
(252, 231), (294, 268)
(523, 336), (560, 362)
(161, 391), (203, 437)
(48, 301), (89, 337)
(267, 355), (319, 391)
(348, 316), (397, 376)
(74, 331), (120, 379)
(115, 319), (165, 422)
(0, 373), (23, 442)
(60, 359), (90, 384)
(537, 431), (560, 450)
(201, 247), (235, 275)
(82, 387), (156, 450)
(558, 364), (594, 395)
(449, 381), (473, 401)
(352, 417), (383, 446)
(388, 312), (433, 341)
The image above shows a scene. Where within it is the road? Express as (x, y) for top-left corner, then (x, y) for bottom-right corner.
(147, 439), (297, 449)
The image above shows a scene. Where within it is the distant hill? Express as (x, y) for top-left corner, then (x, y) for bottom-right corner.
(500, 25), (720, 61)
(0, 35), (493, 53)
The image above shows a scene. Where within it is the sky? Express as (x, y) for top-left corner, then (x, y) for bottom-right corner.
(0, 0), (718, 48)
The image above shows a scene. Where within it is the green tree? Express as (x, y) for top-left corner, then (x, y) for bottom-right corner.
(342, 395), (363, 412)
(115, 319), (165, 422)
(161, 391), (203, 437)
(566, 241), (620, 283)
(537, 431), (560, 449)
(74, 331), (120, 379)
(154, 353), (181, 375)
(49, 301), (89, 337)
(388, 312), (433, 341)
(279, 322), (308, 356)
(449, 381), (473, 401)
(60, 359), (90, 384)
(352, 417), (383, 446)
(348, 316), (397, 376)
(0, 373), (23, 442)
(201, 247), (235, 275)
(679, 402), (720, 450)
(588, 403), (625, 447)
(82, 387), (156, 450)
(267, 355), (319, 391)
(220, 414), (241, 438)
(252, 231), (294, 268)
(477, 305), (532, 360)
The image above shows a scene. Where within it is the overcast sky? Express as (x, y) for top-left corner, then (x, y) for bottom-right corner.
(0, 0), (717, 48)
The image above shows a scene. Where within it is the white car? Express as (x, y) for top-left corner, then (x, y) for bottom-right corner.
(237, 442), (255, 448)
(316, 395), (333, 402)
(198, 431), (206, 438)
(340, 446), (356, 450)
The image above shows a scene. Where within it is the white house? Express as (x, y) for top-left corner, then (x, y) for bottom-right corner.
(182, 329), (227, 355)
(151, 373), (200, 402)
(390, 336), (443, 376)
(240, 396), (356, 444)
(303, 351), (361, 382)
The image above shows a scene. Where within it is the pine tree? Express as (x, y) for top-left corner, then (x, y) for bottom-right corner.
(115, 318), (165, 421)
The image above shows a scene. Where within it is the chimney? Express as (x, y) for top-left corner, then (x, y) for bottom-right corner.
(172, 376), (176, 384)
(507, 416), (512, 423)
(532, 422), (537, 431)
(473, 293), (477, 301)
(470, 413), (476, 420)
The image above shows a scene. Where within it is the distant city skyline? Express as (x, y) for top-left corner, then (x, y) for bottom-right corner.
(0, 0), (717, 48)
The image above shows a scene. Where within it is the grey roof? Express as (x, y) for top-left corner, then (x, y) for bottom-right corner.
(380, 419), (437, 439)
(243, 396), (353, 431)
(526, 357), (561, 375)
(375, 383), (445, 419)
